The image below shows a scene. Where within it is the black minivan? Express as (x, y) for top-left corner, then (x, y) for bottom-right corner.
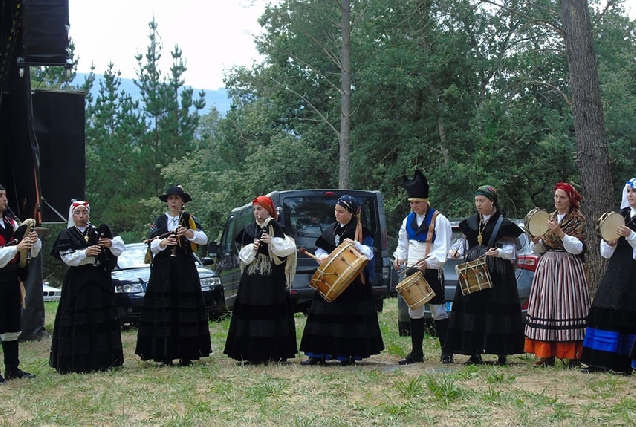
(209, 189), (392, 313)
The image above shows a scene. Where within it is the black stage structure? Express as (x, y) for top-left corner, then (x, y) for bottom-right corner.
(0, 0), (85, 340)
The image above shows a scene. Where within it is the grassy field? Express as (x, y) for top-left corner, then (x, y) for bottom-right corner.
(0, 298), (634, 427)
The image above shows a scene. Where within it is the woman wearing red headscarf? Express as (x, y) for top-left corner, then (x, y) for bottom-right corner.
(224, 195), (298, 365)
(524, 182), (590, 367)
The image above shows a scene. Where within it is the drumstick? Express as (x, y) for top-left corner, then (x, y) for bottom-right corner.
(299, 247), (321, 261)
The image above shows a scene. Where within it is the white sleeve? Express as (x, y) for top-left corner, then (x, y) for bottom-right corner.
(188, 229), (208, 245)
(109, 236), (125, 256)
(150, 237), (166, 255)
(393, 217), (408, 260)
(30, 239), (42, 258)
(61, 248), (93, 267)
(0, 246), (18, 268)
(315, 247), (329, 259)
(497, 241), (517, 260)
(425, 214), (451, 270)
(271, 235), (297, 257)
(600, 239), (616, 259)
(239, 243), (257, 264)
(562, 234), (584, 255)
(354, 241), (374, 260)
(626, 230), (636, 260)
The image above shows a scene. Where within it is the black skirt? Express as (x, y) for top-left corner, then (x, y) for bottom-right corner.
(444, 246), (525, 356)
(50, 265), (124, 374)
(135, 251), (211, 362)
(299, 276), (384, 361)
(224, 268), (297, 362)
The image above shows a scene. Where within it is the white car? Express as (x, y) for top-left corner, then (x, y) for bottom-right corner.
(43, 282), (61, 302)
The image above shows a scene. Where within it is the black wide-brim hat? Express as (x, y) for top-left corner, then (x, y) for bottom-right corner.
(159, 185), (192, 203)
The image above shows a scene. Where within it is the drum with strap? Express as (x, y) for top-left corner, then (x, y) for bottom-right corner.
(597, 212), (625, 242)
(455, 256), (493, 296)
(309, 241), (368, 302)
(395, 271), (436, 310)
(524, 208), (549, 238)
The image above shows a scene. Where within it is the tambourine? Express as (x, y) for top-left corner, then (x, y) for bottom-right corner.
(597, 212), (625, 242)
(524, 208), (549, 238)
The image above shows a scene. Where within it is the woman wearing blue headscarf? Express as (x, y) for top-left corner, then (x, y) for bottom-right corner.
(581, 178), (636, 374)
(299, 195), (384, 366)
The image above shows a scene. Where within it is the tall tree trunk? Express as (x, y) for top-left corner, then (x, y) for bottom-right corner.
(561, 0), (613, 295)
(338, 0), (351, 189)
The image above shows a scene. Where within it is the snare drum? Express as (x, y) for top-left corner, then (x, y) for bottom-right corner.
(524, 208), (549, 237)
(395, 271), (436, 310)
(597, 212), (625, 242)
(455, 257), (493, 296)
(309, 241), (369, 302)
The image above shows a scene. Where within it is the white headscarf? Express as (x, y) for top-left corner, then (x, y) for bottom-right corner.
(67, 200), (90, 228)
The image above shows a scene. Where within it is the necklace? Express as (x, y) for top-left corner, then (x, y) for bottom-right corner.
(477, 216), (489, 246)
(76, 226), (89, 242)
(334, 222), (350, 246)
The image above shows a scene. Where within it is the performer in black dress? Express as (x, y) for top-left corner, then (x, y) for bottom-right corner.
(135, 186), (211, 366)
(0, 184), (40, 382)
(299, 195), (384, 366)
(582, 177), (636, 374)
(445, 185), (525, 365)
(50, 200), (125, 374)
(224, 195), (298, 365)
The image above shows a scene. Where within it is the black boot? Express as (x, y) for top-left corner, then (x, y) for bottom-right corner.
(398, 317), (425, 365)
(0, 374), (4, 385)
(435, 318), (453, 364)
(3, 340), (35, 380)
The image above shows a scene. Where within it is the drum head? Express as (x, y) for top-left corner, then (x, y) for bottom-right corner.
(526, 209), (549, 237)
(599, 212), (625, 241)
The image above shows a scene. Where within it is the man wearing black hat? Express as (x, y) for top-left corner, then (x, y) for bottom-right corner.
(0, 184), (40, 382)
(393, 171), (454, 365)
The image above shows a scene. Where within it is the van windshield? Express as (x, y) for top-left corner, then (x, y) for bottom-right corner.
(281, 195), (377, 249)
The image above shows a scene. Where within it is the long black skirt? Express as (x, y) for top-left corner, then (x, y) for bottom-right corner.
(224, 271), (297, 362)
(50, 265), (124, 374)
(445, 248), (525, 356)
(299, 278), (384, 362)
(135, 254), (211, 363)
(582, 242), (636, 373)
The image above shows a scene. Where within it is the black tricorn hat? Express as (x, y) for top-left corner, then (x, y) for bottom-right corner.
(403, 170), (429, 200)
(159, 185), (192, 203)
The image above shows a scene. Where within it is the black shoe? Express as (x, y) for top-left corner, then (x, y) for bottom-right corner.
(0, 374), (4, 384)
(179, 359), (192, 367)
(580, 365), (608, 374)
(464, 355), (484, 365)
(398, 354), (424, 365)
(496, 356), (507, 366)
(301, 357), (325, 366)
(4, 368), (35, 380)
(440, 354), (454, 364)
(160, 360), (174, 367)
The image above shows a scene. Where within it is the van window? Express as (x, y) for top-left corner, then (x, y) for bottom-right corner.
(281, 196), (377, 249)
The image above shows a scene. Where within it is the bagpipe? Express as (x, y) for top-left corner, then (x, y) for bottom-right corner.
(84, 222), (118, 273)
(144, 205), (198, 264)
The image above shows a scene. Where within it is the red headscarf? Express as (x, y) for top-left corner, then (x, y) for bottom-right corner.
(252, 195), (278, 220)
(554, 182), (582, 210)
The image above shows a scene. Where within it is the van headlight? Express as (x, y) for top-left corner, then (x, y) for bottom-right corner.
(199, 276), (221, 291)
(115, 283), (145, 293)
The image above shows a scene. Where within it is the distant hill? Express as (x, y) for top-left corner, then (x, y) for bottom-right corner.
(75, 73), (231, 116)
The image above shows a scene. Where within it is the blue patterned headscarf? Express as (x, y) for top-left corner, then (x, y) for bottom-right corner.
(337, 195), (360, 215)
(621, 177), (636, 209)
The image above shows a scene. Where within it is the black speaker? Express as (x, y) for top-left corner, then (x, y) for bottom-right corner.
(20, 0), (69, 66)
(33, 90), (85, 223)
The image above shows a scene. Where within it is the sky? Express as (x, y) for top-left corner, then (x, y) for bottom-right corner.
(69, 0), (636, 92)
(68, 0), (272, 91)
